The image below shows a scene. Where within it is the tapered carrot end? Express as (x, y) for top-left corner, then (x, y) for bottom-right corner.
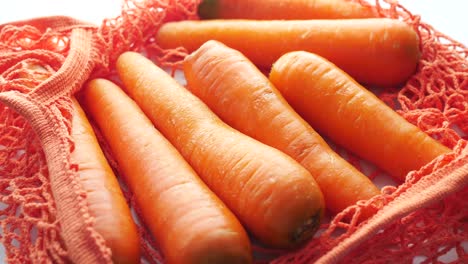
(183, 40), (233, 71)
(116, 51), (142, 71)
(184, 39), (220, 61)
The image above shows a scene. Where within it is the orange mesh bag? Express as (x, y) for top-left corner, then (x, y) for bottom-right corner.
(0, 0), (466, 263)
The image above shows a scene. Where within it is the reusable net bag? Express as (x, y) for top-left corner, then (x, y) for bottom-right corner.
(0, 0), (466, 263)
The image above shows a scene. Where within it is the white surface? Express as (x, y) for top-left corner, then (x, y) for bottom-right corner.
(0, 0), (467, 45)
(0, 1), (466, 263)
(0, 0), (122, 25)
(398, 0), (468, 45)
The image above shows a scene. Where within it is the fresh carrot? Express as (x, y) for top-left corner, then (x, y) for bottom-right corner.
(269, 51), (451, 182)
(156, 18), (420, 87)
(20, 64), (141, 263)
(198, 0), (377, 20)
(71, 98), (140, 264)
(183, 40), (380, 214)
(79, 79), (252, 264)
(116, 52), (325, 249)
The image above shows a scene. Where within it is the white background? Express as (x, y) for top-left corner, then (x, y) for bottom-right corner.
(0, 0), (467, 45)
(0, 0), (467, 263)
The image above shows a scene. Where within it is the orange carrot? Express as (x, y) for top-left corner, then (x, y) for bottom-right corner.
(183, 40), (380, 214)
(71, 98), (140, 264)
(80, 79), (252, 264)
(20, 64), (141, 263)
(116, 52), (325, 249)
(156, 18), (420, 87)
(198, 0), (377, 20)
(269, 51), (451, 182)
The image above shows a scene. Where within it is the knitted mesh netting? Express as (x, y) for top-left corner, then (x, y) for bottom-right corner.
(0, 0), (466, 263)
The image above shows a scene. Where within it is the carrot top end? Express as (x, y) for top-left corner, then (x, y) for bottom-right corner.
(197, 0), (219, 19)
(291, 208), (323, 246)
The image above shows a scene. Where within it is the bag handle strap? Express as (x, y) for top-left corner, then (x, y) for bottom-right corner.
(316, 144), (468, 263)
(29, 27), (94, 103)
(0, 23), (111, 264)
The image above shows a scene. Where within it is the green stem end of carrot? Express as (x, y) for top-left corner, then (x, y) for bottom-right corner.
(197, 0), (219, 19)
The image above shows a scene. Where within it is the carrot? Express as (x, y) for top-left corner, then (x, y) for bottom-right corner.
(20, 64), (141, 263)
(269, 51), (451, 182)
(116, 52), (325, 249)
(79, 79), (252, 264)
(198, 0), (377, 20)
(71, 98), (140, 264)
(183, 40), (380, 214)
(156, 18), (420, 87)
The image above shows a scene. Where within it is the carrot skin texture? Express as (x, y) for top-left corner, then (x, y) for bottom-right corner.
(156, 18), (420, 87)
(269, 51), (451, 182)
(183, 40), (380, 214)
(198, 0), (377, 20)
(80, 79), (252, 264)
(19, 64), (141, 264)
(71, 99), (141, 264)
(116, 52), (325, 249)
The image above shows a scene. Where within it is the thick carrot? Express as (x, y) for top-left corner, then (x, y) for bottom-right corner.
(116, 52), (325, 249)
(269, 51), (451, 182)
(20, 64), (141, 263)
(198, 0), (377, 20)
(183, 40), (380, 214)
(79, 79), (252, 264)
(156, 18), (420, 87)
(71, 98), (140, 264)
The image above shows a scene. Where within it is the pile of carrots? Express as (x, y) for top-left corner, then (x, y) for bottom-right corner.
(60, 0), (452, 263)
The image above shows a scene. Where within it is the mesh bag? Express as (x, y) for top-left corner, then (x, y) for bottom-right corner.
(0, 0), (466, 263)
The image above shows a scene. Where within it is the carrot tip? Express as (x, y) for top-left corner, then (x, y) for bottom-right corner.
(292, 209), (322, 244)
